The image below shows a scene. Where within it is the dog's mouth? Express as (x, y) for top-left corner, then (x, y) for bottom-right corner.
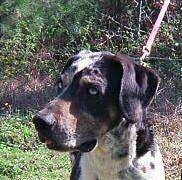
(77, 139), (98, 152)
(38, 133), (57, 149)
(38, 132), (97, 152)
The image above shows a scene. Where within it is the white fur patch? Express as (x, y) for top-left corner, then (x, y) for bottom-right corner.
(134, 142), (165, 180)
(72, 51), (102, 73)
(62, 51), (103, 87)
(78, 124), (165, 180)
(79, 154), (97, 180)
(61, 50), (114, 91)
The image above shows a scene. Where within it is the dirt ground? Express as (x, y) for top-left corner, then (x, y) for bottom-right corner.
(153, 114), (182, 180)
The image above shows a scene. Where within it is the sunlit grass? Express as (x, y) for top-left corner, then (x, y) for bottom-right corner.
(0, 113), (71, 180)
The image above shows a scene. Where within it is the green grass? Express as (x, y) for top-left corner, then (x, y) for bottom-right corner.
(0, 113), (71, 180)
(0, 112), (181, 179)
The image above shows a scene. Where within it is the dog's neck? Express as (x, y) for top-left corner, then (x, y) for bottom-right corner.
(96, 123), (137, 165)
(78, 122), (165, 180)
(80, 123), (137, 179)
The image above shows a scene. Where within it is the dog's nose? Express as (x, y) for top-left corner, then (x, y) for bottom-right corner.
(33, 113), (55, 129)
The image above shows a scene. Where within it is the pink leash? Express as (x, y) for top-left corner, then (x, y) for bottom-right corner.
(140, 0), (171, 63)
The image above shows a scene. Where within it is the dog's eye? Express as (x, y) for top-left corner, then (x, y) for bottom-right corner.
(88, 87), (99, 95)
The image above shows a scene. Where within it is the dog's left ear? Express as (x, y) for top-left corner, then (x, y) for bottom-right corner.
(104, 54), (160, 123)
(119, 55), (159, 123)
(133, 63), (159, 108)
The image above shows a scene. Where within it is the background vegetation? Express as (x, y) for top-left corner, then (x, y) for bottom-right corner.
(0, 0), (181, 179)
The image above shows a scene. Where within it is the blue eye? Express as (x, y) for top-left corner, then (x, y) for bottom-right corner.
(88, 87), (99, 95)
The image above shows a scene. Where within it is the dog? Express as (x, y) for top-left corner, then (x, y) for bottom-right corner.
(33, 50), (165, 180)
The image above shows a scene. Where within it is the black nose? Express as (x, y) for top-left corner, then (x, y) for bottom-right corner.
(33, 114), (55, 130)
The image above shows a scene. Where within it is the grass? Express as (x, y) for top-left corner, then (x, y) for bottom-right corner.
(0, 113), (71, 180)
(0, 112), (181, 179)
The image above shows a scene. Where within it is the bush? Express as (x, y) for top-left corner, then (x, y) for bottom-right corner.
(0, 0), (181, 110)
(0, 0), (100, 79)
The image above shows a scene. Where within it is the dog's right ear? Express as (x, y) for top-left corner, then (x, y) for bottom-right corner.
(104, 54), (159, 124)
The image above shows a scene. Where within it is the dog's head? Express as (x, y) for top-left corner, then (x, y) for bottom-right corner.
(33, 50), (159, 152)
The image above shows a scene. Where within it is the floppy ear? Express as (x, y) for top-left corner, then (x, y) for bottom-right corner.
(106, 55), (159, 123)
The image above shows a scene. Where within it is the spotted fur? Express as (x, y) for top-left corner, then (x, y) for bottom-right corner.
(33, 50), (165, 180)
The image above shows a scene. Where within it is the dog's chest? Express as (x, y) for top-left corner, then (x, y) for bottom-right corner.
(76, 125), (164, 180)
(78, 125), (137, 180)
(77, 143), (165, 180)
(78, 149), (164, 180)
(79, 152), (146, 180)
(79, 152), (127, 180)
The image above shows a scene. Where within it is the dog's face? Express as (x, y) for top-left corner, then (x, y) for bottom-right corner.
(33, 51), (159, 153)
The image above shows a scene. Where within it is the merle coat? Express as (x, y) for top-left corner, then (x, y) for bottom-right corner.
(33, 50), (165, 180)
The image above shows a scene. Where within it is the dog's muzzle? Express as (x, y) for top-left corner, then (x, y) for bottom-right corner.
(33, 114), (98, 152)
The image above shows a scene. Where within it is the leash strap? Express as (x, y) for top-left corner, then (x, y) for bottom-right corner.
(140, 0), (171, 64)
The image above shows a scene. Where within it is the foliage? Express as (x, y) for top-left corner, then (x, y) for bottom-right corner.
(0, 0), (99, 78)
(0, 0), (181, 79)
(0, 112), (70, 179)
